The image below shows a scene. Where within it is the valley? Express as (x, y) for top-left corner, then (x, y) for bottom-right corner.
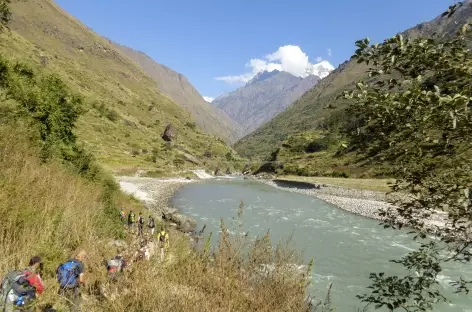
(1, 0), (471, 311)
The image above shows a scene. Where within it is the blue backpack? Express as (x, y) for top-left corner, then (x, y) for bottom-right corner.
(56, 260), (81, 289)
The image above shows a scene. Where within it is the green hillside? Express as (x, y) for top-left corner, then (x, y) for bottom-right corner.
(1, 0), (240, 174)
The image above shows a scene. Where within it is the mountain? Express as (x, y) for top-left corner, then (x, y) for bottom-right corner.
(110, 42), (242, 143)
(1, 0), (239, 172)
(234, 1), (472, 160)
(213, 70), (325, 138)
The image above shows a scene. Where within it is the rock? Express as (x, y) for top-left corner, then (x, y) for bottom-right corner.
(226, 168), (232, 175)
(163, 207), (178, 218)
(162, 124), (176, 142)
(123, 118), (137, 128)
(108, 240), (128, 249)
(181, 152), (200, 165)
(40, 55), (48, 67)
(214, 168), (222, 176)
(170, 213), (197, 233)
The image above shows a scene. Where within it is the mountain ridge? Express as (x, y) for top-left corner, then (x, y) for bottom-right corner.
(213, 70), (323, 138)
(234, 2), (472, 160)
(2, 0), (239, 172)
(110, 40), (242, 143)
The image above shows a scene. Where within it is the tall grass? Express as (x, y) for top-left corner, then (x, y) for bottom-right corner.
(0, 123), (331, 311)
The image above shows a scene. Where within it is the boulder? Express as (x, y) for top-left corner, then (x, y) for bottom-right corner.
(170, 213), (197, 233)
(163, 207), (179, 219)
(162, 124), (176, 142)
(123, 118), (137, 128)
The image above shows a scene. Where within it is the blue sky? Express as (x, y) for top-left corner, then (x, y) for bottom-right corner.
(56, 0), (450, 100)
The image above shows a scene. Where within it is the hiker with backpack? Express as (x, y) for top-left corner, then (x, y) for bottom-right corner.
(106, 250), (127, 282)
(137, 213), (144, 237)
(56, 250), (86, 312)
(128, 211), (136, 232)
(157, 229), (169, 262)
(147, 215), (156, 237)
(0, 256), (45, 311)
(120, 208), (126, 224)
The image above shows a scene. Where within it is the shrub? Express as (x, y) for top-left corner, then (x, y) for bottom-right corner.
(185, 121), (197, 129)
(105, 108), (119, 122)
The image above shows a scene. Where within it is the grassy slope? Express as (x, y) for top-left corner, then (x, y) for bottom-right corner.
(111, 41), (242, 144)
(0, 121), (315, 312)
(1, 0), (237, 173)
(235, 3), (472, 168)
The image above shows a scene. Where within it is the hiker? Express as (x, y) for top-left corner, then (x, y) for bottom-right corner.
(157, 229), (169, 262)
(120, 208), (126, 224)
(57, 250), (86, 312)
(147, 215), (156, 237)
(132, 242), (150, 263)
(128, 211), (135, 232)
(137, 213), (144, 236)
(0, 256), (45, 311)
(106, 250), (127, 282)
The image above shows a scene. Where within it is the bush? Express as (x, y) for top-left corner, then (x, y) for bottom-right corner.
(305, 138), (329, 153)
(305, 135), (335, 153)
(185, 121), (197, 129)
(105, 109), (119, 122)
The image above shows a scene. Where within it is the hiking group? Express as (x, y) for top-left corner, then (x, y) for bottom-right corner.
(0, 210), (169, 312)
(122, 208), (169, 262)
(0, 251), (86, 312)
(123, 209), (156, 237)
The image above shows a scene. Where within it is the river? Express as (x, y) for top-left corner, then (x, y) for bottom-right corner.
(172, 178), (472, 311)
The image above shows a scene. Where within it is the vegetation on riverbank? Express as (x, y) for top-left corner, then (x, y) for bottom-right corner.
(277, 176), (393, 192)
(340, 3), (472, 310)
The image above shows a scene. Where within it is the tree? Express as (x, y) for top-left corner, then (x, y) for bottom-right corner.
(0, 0), (11, 31)
(342, 3), (472, 310)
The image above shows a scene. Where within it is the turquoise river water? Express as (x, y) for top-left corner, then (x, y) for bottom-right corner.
(172, 178), (472, 311)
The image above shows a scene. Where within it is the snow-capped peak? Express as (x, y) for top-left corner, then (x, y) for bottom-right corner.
(304, 61), (335, 79)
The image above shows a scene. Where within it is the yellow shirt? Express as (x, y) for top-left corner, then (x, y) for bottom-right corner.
(157, 231), (169, 248)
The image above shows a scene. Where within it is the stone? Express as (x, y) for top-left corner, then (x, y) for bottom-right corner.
(162, 124), (176, 142)
(170, 213), (197, 233)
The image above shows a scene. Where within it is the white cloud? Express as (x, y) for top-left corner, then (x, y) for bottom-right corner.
(327, 48), (332, 57)
(216, 45), (334, 85)
(203, 96), (214, 103)
(315, 56), (323, 62)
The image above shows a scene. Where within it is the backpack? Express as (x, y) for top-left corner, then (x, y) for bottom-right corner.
(0, 270), (36, 307)
(138, 216), (144, 225)
(107, 258), (123, 273)
(159, 232), (166, 243)
(148, 218), (155, 228)
(56, 260), (81, 289)
(128, 212), (135, 223)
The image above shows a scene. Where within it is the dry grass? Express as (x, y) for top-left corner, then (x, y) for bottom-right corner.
(279, 175), (394, 192)
(0, 124), (325, 312)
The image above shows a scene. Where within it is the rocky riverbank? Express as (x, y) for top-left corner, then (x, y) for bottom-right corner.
(116, 176), (198, 233)
(265, 179), (449, 233)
